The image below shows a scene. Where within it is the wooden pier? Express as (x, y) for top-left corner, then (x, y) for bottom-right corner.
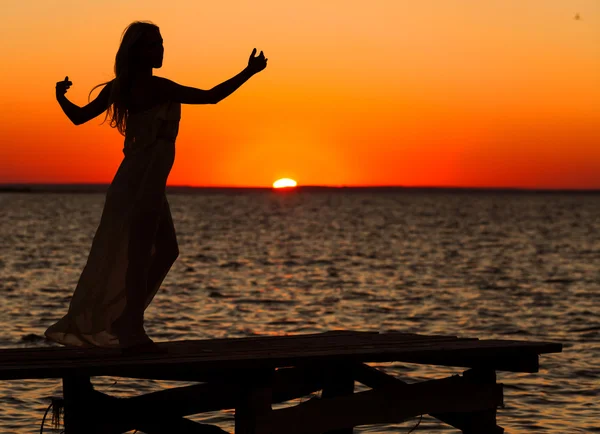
(0, 330), (562, 433)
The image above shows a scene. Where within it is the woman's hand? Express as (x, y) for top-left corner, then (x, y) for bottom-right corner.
(247, 48), (268, 75)
(55, 76), (72, 99)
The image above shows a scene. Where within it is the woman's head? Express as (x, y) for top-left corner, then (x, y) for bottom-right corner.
(115, 21), (163, 74)
(89, 20), (163, 135)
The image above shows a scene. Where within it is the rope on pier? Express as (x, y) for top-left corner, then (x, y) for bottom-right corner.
(40, 396), (64, 433)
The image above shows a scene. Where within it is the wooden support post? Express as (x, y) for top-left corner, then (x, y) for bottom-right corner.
(62, 375), (95, 434)
(322, 363), (355, 434)
(434, 368), (504, 434)
(235, 368), (274, 434)
(462, 368), (503, 434)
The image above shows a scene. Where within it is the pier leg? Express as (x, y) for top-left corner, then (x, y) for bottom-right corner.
(322, 363), (354, 434)
(235, 368), (274, 434)
(434, 368), (504, 434)
(460, 368), (504, 434)
(62, 375), (95, 434)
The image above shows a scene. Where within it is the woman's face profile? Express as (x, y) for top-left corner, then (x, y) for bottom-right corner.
(139, 30), (164, 69)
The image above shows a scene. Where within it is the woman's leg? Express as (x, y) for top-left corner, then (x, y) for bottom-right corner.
(145, 197), (179, 308)
(117, 196), (163, 345)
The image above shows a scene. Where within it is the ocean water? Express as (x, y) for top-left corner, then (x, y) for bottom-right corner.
(0, 190), (598, 433)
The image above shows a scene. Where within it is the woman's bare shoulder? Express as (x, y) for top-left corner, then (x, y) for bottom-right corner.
(152, 75), (173, 90)
(151, 76), (214, 105)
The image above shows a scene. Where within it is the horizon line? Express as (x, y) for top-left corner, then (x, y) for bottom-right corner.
(0, 183), (599, 193)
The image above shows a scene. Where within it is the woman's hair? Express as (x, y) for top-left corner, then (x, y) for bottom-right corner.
(88, 21), (160, 135)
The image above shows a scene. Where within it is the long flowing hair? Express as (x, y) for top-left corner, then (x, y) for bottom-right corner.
(88, 21), (160, 136)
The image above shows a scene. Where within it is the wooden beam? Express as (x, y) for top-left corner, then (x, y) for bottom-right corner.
(354, 363), (504, 433)
(272, 366), (326, 403)
(353, 363), (407, 389)
(79, 366), (324, 421)
(62, 381), (229, 433)
(267, 375), (502, 434)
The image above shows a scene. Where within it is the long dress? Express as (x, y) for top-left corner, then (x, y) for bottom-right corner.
(45, 100), (182, 348)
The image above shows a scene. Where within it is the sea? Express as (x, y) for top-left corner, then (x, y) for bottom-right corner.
(0, 188), (598, 433)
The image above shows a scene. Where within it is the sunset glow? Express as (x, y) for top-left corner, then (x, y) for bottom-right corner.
(0, 1), (599, 188)
(273, 178), (297, 189)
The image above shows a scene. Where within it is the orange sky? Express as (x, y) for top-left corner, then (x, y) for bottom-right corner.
(1, 0), (599, 188)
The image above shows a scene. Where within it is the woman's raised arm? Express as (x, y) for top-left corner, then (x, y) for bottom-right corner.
(55, 77), (113, 125)
(159, 48), (268, 105)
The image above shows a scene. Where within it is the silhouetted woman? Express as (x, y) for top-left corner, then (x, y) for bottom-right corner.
(45, 21), (267, 353)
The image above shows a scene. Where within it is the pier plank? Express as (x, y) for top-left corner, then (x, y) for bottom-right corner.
(0, 332), (561, 381)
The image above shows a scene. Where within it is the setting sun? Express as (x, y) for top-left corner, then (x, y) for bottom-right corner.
(273, 178), (297, 189)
